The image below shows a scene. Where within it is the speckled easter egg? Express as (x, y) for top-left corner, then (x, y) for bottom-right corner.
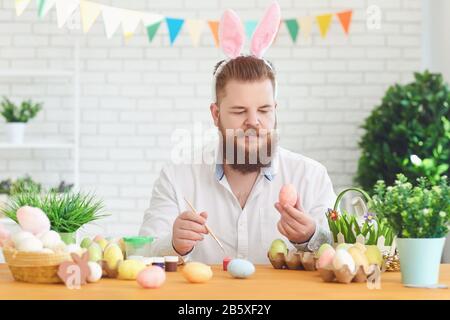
(137, 266), (166, 289)
(227, 259), (255, 279)
(16, 206), (50, 235)
(279, 184), (297, 206)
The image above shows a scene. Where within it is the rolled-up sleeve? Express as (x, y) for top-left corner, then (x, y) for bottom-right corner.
(293, 166), (336, 252)
(139, 166), (193, 263)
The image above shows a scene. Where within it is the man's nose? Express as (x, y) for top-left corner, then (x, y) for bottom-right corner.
(245, 111), (260, 127)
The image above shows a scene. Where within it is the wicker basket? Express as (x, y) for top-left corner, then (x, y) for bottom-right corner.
(2, 246), (71, 284)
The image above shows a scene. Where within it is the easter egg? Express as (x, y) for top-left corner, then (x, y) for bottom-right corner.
(16, 236), (43, 252)
(17, 206), (50, 235)
(118, 260), (146, 280)
(87, 261), (103, 283)
(333, 249), (356, 273)
(317, 247), (335, 269)
(80, 237), (93, 249)
(365, 245), (383, 266)
(335, 243), (352, 251)
(11, 231), (34, 246)
(182, 262), (213, 283)
(137, 266), (166, 289)
(103, 243), (124, 270)
(316, 243), (333, 258)
(227, 259), (255, 279)
(279, 184), (297, 206)
(39, 230), (61, 249)
(88, 242), (103, 262)
(268, 239), (288, 260)
(348, 247), (369, 270)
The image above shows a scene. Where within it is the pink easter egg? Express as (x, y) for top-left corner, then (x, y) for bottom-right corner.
(317, 248), (336, 269)
(137, 266), (166, 289)
(279, 184), (297, 207)
(16, 206), (50, 235)
(93, 235), (104, 242)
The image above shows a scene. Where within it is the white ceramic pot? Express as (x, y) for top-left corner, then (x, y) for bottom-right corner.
(5, 122), (26, 144)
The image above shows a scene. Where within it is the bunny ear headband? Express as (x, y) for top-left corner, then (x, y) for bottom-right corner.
(212, 1), (281, 102)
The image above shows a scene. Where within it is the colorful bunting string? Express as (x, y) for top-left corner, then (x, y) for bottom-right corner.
(16, 1), (354, 47)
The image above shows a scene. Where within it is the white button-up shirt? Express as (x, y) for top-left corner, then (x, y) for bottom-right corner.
(139, 146), (336, 264)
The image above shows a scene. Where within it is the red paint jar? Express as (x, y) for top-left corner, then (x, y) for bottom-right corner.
(223, 257), (232, 271)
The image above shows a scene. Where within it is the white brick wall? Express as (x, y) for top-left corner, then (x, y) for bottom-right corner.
(0, 0), (422, 237)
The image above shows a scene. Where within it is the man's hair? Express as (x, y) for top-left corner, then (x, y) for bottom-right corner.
(213, 56), (276, 104)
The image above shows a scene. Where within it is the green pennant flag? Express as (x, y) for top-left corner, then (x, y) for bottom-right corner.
(146, 21), (162, 42)
(284, 19), (299, 43)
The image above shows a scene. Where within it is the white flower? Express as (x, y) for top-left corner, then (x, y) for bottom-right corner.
(410, 154), (422, 166)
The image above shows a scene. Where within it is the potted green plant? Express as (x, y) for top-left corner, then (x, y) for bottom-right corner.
(356, 71), (450, 194)
(370, 174), (450, 287)
(0, 97), (42, 144)
(1, 190), (107, 244)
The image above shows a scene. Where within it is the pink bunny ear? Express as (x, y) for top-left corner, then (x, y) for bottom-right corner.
(250, 2), (281, 58)
(219, 9), (245, 59)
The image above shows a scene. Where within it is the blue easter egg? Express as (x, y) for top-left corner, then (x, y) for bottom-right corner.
(227, 259), (255, 279)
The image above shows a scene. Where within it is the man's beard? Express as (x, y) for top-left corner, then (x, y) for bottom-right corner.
(218, 120), (278, 174)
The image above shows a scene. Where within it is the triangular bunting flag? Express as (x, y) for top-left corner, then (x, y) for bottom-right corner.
(80, 0), (102, 33)
(272, 20), (283, 45)
(37, 0), (56, 18)
(186, 19), (204, 47)
(15, 0), (31, 16)
(55, 0), (79, 28)
(121, 9), (142, 39)
(165, 17), (184, 46)
(143, 13), (164, 43)
(102, 5), (121, 38)
(299, 16), (313, 38)
(316, 13), (333, 38)
(244, 20), (258, 40)
(336, 10), (352, 35)
(146, 21), (161, 42)
(208, 20), (219, 47)
(284, 19), (299, 43)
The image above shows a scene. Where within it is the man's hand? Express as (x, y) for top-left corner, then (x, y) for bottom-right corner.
(274, 197), (316, 244)
(172, 211), (208, 256)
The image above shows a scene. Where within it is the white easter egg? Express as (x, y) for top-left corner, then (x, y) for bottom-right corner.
(16, 237), (43, 252)
(333, 249), (356, 273)
(11, 231), (34, 246)
(87, 261), (103, 283)
(39, 230), (61, 248)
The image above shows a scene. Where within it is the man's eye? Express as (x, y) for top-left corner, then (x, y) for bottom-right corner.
(233, 111), (245, 114)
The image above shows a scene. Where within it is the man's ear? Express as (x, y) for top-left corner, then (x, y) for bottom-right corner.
(210, 103), (220, 127)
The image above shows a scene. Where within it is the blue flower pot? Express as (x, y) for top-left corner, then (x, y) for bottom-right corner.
(396, 238), (445, 286)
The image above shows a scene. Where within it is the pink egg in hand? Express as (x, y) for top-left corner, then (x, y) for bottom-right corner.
(279, 184), (297, 207)
(16, 206), (50, 236)
(137, 266), (166, 289)
(317, 248), (336, 269)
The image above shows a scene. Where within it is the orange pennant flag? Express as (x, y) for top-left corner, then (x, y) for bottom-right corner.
(208, 20), (219, 47)
(316, 13), (333, 38)
(336, 10), (352, 35)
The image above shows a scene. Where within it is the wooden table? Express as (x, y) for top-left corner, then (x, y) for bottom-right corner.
(0, 264), (449, 300)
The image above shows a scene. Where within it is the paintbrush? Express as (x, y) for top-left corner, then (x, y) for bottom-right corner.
(183, 197), (226, 254)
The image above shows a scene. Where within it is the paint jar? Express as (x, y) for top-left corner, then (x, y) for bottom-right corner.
(152, 257), (165, 269)
(164, 256), (179, 272)
(123, 236), (154, 258)
(223, 257), (232, 271)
